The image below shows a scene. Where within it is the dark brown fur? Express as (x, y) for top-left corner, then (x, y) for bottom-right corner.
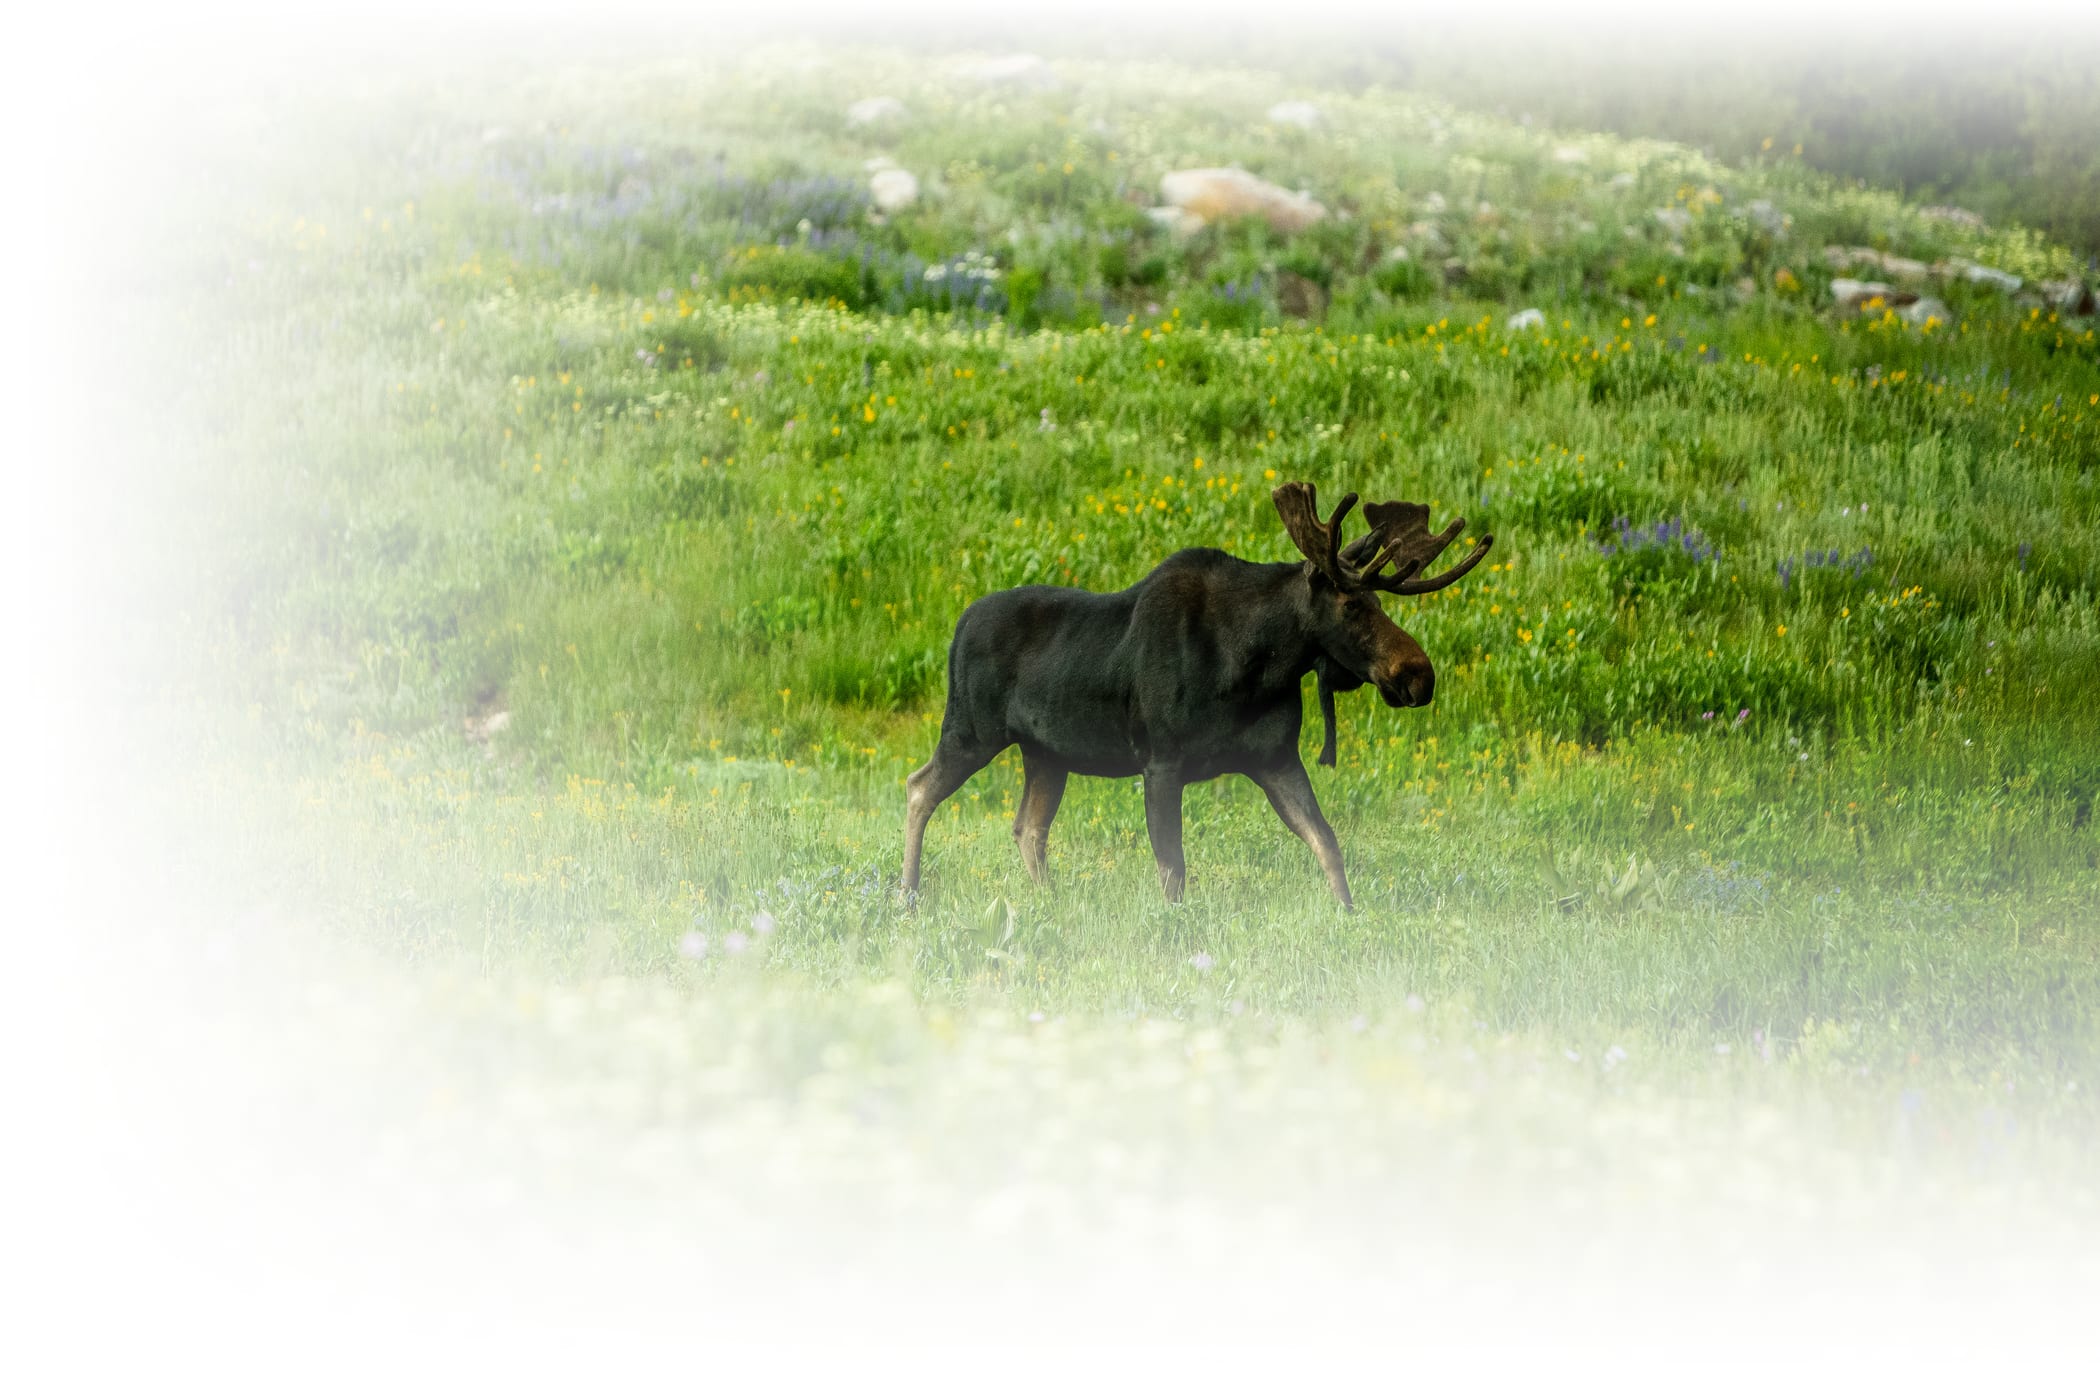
(902, 484), (1490, 907)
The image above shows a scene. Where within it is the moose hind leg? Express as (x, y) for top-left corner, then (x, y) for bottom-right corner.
(1253, 760), (1353, 909)
(1142, 764), (1187, 903)
(903, 739), (1000, 902)
(1012, 754), (1068, 884)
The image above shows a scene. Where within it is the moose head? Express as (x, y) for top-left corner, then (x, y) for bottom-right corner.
(1273, 482), (1492, 764)
(903, 479), (1492, 908)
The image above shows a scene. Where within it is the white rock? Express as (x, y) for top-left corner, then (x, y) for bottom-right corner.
(846, 96), (905, 127)
(2039, 277), (2095, 315)
(1145, 205), (1206, 238)
(962, 54), (1057, 89)
(1745, 199), (1789, 235)
(1506, 308), (1547, 331)
(1961, 263), (2022, 293)
(1158, 167), (1326, 234)
(1267, 100), (1322, 129)
(1830, 245), (1927, 276)
(1899, 297), (1953, 327)
(1831, 278), (1914, 313)
(869, 168), (919, 214)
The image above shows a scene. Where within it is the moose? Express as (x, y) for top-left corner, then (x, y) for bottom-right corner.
(902, 482), (1492, 908)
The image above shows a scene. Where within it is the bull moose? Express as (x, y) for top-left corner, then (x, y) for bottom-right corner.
(902, 482), (1492, 908)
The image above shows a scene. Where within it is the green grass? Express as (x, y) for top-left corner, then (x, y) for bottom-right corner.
(123, 43), (2100, 1162)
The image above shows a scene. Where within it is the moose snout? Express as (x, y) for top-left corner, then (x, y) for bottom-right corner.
(1377, 664), (1435, 708)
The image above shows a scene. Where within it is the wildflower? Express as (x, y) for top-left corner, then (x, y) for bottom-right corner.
(679, 931), (710, 960)
(1189, 952), (1214, 972)
(750, 910), (778, 937)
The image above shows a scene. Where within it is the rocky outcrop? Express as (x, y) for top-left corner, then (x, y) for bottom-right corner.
(1956, 262), (2023, 293)
(1830, 278), (1917, 313)
(1145, 206), (1206, 238)
(869, 168), (919, 214)
(1158, 168), (1326, 234)
(2038, 277), (2096, 316)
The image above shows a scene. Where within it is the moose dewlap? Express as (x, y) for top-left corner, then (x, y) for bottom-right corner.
(902, 482), (1493, 908)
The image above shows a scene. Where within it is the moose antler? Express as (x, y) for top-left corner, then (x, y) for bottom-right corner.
(1275, 482), (1493, 594)
(1272, 481), (1355, 587)
(1341, 498), (1493, 594)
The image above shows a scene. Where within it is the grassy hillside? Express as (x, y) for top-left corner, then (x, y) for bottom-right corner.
(109, 45), (2100, 1254)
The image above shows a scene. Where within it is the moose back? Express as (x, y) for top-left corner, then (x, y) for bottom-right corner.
(902, 482), (1491, 907)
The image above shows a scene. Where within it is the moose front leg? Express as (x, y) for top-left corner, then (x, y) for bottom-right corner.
(1012, 752), (1068, 884)
(1252, 759), (1353, 909)
(1142, 764), (1187, 902)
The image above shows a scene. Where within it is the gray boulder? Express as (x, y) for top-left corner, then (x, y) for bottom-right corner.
(1831, 278), (1917, 313)
(1159, 168), (1326, 234)
(2038, 278), (2096, 315)
(1960, 263), (2023, 293)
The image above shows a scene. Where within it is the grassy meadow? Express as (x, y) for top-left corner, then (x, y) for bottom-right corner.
(103, 40), (2100, 1311)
